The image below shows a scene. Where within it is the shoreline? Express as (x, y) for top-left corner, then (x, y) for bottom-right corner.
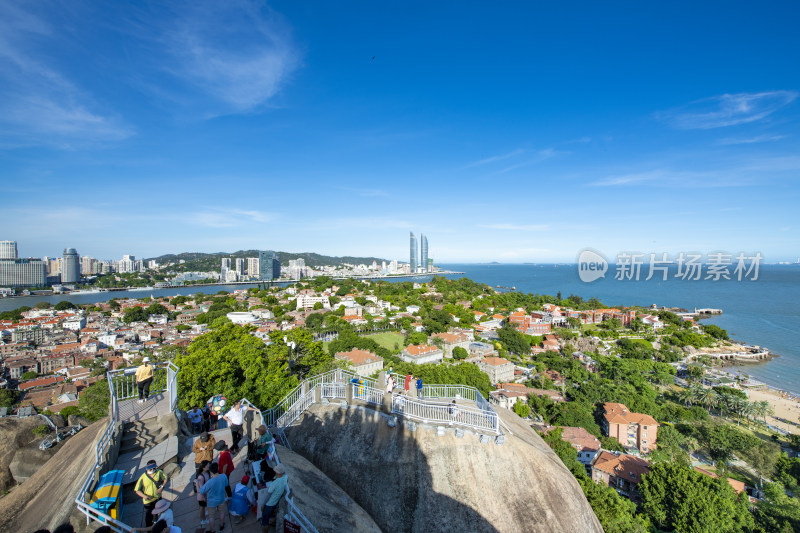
(707, 367), (800, 435)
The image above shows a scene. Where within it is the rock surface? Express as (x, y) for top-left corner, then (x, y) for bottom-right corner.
(0, 417), (42, 491)
(68, 415), (92, 428)
(8, 447), (56, 483)
(0, 418), (105, 533)
(275, 445), (382, 533)
(284, 403), (603, 533)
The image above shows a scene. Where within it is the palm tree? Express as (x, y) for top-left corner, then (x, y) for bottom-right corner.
(697, 387), (717, 414)
(741, 401), (756, 429)
(757, 400), (774, 425)
(729, 397), (748, 426)
(679, 386), (700, 407)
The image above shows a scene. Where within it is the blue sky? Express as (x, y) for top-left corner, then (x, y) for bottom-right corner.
(1, 1), (799, 263)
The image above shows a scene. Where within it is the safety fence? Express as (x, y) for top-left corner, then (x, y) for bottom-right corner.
(77, 365), (499, 533)
(266, 370), (502, 436)
(394, 397), (499, 433)
(75, 417), (132, 532)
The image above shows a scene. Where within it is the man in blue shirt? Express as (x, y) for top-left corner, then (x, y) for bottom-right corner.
(199, 463), (229, 532)
(416, 377), (424, 399)
(188, 406), (203, 434)
(260, 464), (288, 529)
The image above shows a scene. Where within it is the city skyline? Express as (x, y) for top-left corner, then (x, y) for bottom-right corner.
(1, 2), (799, 262)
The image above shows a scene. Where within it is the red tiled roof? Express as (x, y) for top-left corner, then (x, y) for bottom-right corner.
(593, 451), (650, 484)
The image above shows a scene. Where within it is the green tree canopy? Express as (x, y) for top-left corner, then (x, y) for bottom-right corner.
(452, 346), (469, 360)
(78, 379), (111, 421)
(54, 300), (77, 310)
(640, 462), (754, 532)
(175, 323), (300, 410)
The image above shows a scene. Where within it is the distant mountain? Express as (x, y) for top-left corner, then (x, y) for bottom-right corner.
(146, 250), (389, 271)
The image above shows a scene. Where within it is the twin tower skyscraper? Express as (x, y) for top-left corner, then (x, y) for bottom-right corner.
(409, 232), (430, 273)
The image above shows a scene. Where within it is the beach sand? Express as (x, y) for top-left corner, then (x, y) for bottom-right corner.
(745, 387), (800, 435)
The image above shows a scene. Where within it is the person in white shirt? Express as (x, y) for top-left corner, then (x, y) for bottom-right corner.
(223, 400), (253, 454)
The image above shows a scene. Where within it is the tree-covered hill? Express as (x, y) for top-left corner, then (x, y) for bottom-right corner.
(147, 250), (388, 271)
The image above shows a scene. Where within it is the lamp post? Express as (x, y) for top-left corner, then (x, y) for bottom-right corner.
(283, 335), (297, 370)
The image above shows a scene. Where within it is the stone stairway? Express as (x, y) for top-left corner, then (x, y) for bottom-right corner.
(110, 397), (180, 527)
(119, 418), (169, 456)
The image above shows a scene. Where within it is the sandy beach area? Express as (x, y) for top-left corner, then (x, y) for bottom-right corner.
(745, 387), (800, 435)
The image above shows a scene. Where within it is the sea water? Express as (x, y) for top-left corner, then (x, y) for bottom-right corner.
(441, 264), (800, 395)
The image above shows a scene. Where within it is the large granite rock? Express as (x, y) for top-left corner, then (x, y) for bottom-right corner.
(275, 446), (382, 533)
(0, 418), (105, 533)
(0, 417), (42, 491)
(285, 404), (603, 533)
(9, 447), (56, 483)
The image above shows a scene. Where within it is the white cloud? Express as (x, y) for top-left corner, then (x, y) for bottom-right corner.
(658, 91), (798, 130)
(591, 170), (666, 187)
(187, 208), (274, 228)
(0, 3), (132, 148)
(479, 223), (549, 231)
(493, 148), (561, 174)
(157, 1), (300, 113)
(716, 134), (786, 145)
(465, 149), (524, 168)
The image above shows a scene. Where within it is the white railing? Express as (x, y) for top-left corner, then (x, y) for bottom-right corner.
(74, 417), (133, 532)
(394, 396), (499, 434)
(262, 368), (371, 426)
(275, 389), (315, 429)
(107, 363), (171, 403)
(354, 384), (384, 406)
(321, 383), (345, 399)
(76, 363), (181, 532)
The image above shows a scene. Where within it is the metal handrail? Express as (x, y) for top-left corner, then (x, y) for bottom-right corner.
(76, 363), (179, 533)
(394, 395), (499, 434)
(107, 362), (172, 404)
(74, 417), (133, 533)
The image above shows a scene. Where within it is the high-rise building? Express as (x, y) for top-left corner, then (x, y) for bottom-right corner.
(420, 234), (428, 273)
(220, 257), (231, 281)
(119, 255), (137, 273)
(234, 258), (244, 274)
(0, 258), (46, 287)
(0, 241), (18, 259)
(409, 232), (418, 272)
(80, 256), (101, 275)
(61, 248), (80, 283)
(258, 251), (281, 281)
(247, 257), (260, 276)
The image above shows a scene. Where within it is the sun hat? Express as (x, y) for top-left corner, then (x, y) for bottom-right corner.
(143, 356), (150, 363)
(152, 499), (170, 515)
(273, 464), (286, 475)
(200, 432), (209, 442)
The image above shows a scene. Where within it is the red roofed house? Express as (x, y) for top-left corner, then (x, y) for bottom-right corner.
(430, 331), (472, 358)
(477, 356), (515, 384)
(18, 375), (66, 391)
(335, 349), (384, 377)
(601, 402), (659, 454)
(591, 451), (650, 500)
(399, 344), (444, 365)
(693, 467), (746, 495)
(558, 427), (602, 467)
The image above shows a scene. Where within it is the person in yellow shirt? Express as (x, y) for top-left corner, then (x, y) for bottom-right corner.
(134, 459), (167, 527)
(135, 357), (155, 403)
